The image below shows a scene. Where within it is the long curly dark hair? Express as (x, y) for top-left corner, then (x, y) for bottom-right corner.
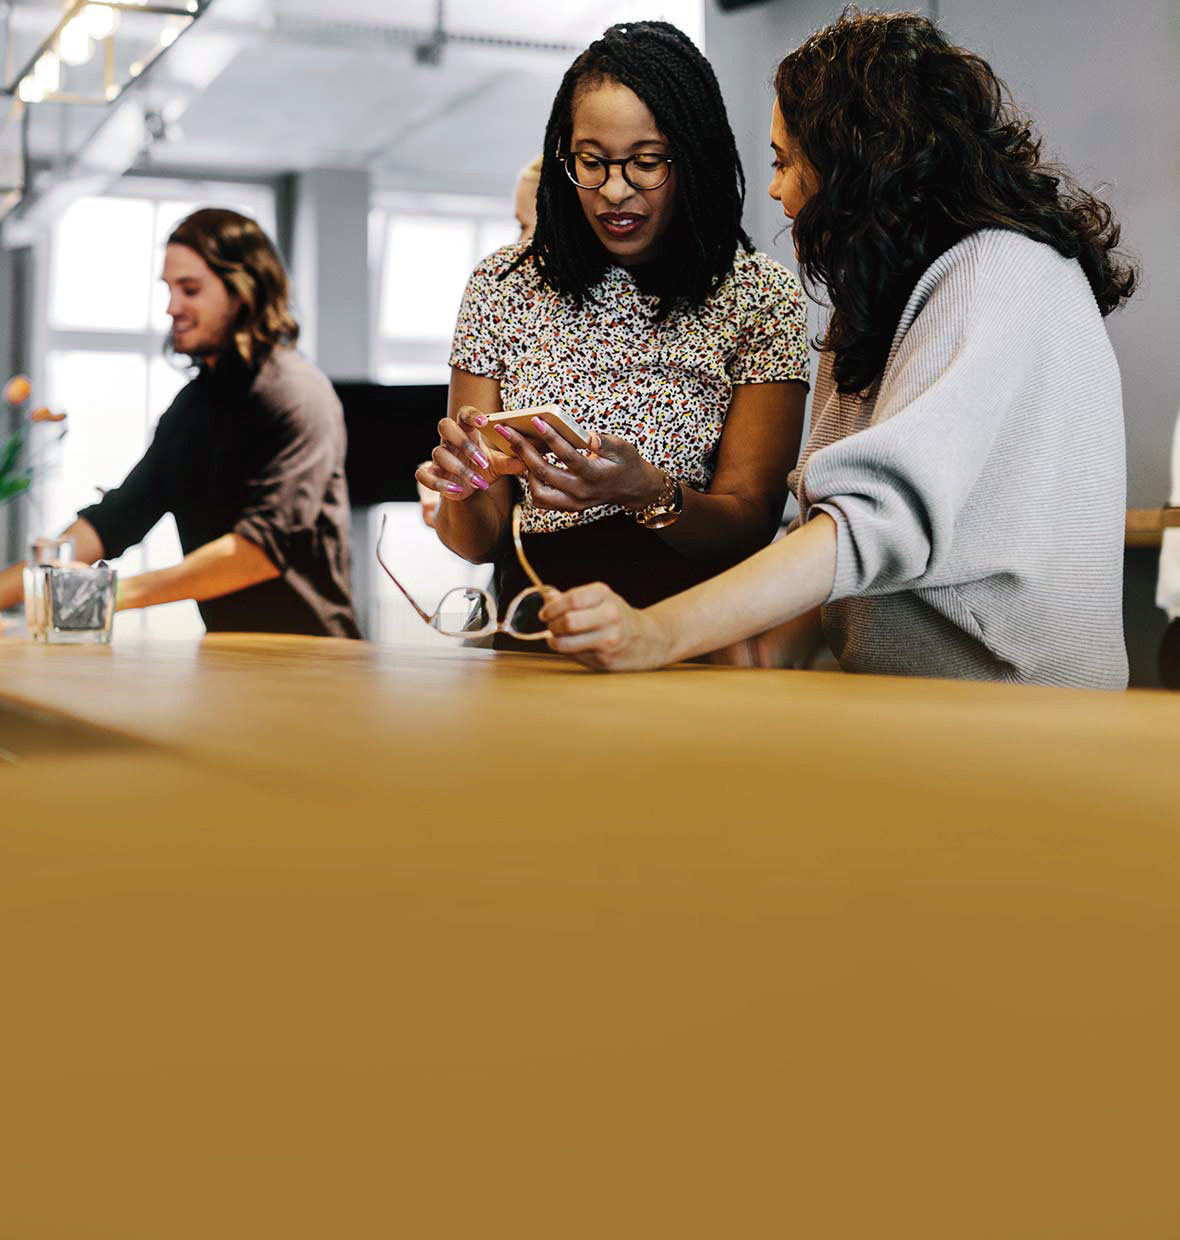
(168, 208), (299, 369)
(775, 9), (1137, 394)
(511, 20), (751, 321)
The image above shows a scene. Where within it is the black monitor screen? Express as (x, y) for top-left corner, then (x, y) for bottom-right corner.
(334, 382), (448, 506)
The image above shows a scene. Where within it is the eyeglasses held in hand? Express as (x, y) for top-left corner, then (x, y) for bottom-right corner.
(376, 505), (551, 641)
(561, 150), (674, 192)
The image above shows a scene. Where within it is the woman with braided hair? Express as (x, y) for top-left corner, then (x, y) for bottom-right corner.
(540, 10), (1136, 688)
(418, 21), (810, 643)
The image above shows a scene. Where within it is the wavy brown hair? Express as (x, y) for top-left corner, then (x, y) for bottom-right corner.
(168, 208), (298, 369)
(775, 9), (1137, 394)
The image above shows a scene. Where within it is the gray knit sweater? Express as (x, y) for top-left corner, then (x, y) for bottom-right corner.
(792, 229), (1128, 689)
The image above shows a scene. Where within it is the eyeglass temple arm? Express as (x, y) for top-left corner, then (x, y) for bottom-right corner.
(375, 513), (433, 624)
(512, 506), (546, 593)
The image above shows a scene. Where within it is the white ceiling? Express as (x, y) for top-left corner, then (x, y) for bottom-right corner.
(19, 0), (706, 200)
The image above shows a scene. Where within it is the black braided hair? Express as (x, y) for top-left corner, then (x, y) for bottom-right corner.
(507, 20), (751, 321)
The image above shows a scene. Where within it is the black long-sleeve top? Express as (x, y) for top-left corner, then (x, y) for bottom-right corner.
(78, 347), (360, 638)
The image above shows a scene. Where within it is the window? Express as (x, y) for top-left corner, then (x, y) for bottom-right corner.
(364, 193), (509, 639)
(34, 177), (276, 639)
(370, 192), (519, 386)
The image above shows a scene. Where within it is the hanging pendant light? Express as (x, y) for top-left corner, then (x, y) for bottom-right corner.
(3, 0), (206, 108)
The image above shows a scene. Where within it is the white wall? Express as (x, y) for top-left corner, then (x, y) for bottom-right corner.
(705, 0), (1179, 505)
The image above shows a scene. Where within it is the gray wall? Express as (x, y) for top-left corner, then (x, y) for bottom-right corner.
(291, 167), (372, 383)
(705, 0), (1179, 506)
(288, 167), (376, 637)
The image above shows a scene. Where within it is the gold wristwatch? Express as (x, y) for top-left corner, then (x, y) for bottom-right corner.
(634, 470), (684, 530)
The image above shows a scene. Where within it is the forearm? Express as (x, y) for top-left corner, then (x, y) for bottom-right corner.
(652, 483), (783, 562)
(434, 481), (512, 564)
(655, 513), (838, 663)
(644, 380), (802, 563)
(117, 533), (279, 611)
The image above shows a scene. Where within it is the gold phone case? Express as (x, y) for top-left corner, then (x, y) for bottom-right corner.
(479, 405), (592, 453)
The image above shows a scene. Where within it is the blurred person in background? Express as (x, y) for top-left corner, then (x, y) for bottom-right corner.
(418, 21), (810, 648)
(513, 155), (543, 244)
(0, 209), (359, 638)
(540, 11), (1135, 688)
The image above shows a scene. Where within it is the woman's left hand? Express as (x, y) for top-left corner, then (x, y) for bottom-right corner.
(493, 416), (664, 513)
(540, 582), (674, 671)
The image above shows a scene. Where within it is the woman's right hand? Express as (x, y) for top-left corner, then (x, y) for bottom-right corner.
(415, 406), (525, 503)
(540, 582), (674, 671)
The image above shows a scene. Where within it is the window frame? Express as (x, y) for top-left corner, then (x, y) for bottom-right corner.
(370, 189), (519, 386)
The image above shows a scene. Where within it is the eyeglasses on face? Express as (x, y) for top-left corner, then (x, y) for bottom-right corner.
(560, 150), (674, 192)
(376, 505), (551, 641)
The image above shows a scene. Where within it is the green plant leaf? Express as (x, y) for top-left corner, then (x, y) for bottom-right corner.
(0, 430), (23, 482)
(0, 472), (31, 504)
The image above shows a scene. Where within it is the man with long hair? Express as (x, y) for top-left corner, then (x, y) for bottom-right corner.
(0, 208), (359, 638)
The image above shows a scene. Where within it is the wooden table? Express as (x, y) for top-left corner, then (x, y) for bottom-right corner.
(1126, 505), (1180, 547)
(1, 634), (1178, 1238)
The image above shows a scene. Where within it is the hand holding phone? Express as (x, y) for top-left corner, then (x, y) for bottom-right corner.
(479, 404), (593, 454)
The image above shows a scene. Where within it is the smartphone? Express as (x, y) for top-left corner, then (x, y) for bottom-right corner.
(479, 404), (593, 453)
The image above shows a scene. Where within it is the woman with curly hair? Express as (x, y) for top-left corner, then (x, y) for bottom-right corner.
(541, 9), (1137, 688)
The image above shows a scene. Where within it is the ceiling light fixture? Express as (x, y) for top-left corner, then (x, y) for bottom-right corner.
(58, 16), (93, 67)
(2, 1), (206, 108)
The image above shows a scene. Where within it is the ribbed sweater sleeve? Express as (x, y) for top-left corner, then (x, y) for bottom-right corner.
(792, 229), (1126, 687)
(803, 239), (1036, 602)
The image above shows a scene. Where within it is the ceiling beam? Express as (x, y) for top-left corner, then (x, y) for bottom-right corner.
(199, 10), (581, 60)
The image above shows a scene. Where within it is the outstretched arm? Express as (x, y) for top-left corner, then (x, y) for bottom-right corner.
(541, 513), (838, 671)
(116, 533), (279, 611)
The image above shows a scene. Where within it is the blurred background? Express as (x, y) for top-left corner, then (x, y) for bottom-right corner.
(0, 0), (1175, 670)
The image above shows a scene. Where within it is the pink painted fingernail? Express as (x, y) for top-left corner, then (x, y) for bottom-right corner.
(470, 473), (489, 491)
(531, 417), (548, 434)
(475, 415), (487, 426)
(444, 483), (463, 494)
(472, 449), (490, 469)
(494, 425), (512, 441)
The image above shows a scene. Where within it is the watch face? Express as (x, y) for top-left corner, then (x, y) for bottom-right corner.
(637, 479), (683, 528)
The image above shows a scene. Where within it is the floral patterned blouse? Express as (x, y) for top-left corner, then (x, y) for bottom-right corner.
(449, 241), (810, 534)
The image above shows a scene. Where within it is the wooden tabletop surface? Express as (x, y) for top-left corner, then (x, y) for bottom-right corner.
(1126, 505), (1180, 547)
(1, 634), (1178, 1238)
